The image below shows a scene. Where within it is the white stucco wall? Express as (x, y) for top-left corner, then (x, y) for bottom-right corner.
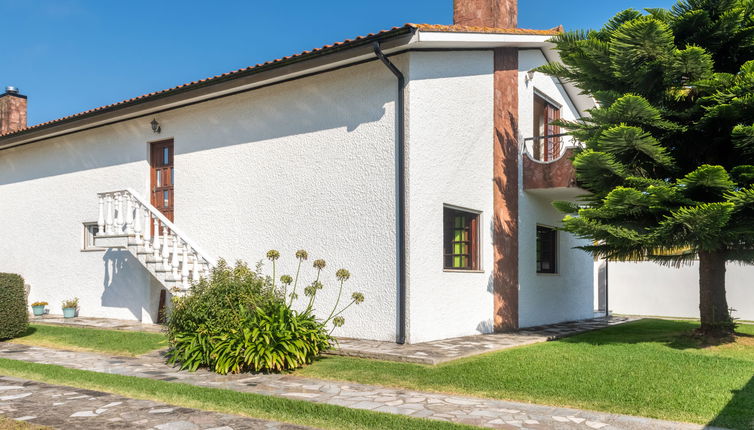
(405, 51), (495, 343)
(0, 125), (160, 322)
(517, 49), (595, 328)
(0, 58), (403, 340)
(606, 261), (754, 321)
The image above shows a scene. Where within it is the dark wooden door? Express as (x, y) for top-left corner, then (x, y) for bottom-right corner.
(544, 104), (561, 162)
(150, 139), (174, 323)
(150, 139), (174, 222)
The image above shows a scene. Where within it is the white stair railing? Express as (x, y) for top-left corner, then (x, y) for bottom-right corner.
(96, 188), (215, 292)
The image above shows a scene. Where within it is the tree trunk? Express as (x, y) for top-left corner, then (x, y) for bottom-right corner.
(698, 250), (733, 337)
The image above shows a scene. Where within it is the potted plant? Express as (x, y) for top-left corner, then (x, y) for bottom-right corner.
(30, 301), (48, 316)
(61, 297), (79, 319)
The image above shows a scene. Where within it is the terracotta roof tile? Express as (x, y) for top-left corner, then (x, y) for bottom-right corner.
(410, 23), (563, 36)
(0, 23), (560, 140)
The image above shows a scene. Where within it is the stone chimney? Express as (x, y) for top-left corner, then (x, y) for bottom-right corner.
(0, 86), (28, 135)
(453, 0), (517, 28)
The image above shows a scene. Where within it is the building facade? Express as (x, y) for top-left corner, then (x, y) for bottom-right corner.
(0, 0), (596, 343)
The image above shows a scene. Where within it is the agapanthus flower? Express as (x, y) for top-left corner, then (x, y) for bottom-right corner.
(351, 292), (365, 304)
(280, 275), (293, 285)
(336, 269), (351, 281)
(295, 249), (309, 260)
(333, 316), (345, 327)
(266, 250), (280, 261)
(313, 259), (326, 269)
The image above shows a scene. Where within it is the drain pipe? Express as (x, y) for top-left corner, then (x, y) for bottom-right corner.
(372, 41), (407, 345)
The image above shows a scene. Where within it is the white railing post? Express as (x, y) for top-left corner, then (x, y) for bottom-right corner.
(153, 218), (161, 259)
(97, 196), (105, 236)
(162, 225), (170, 267)
(191, 254), (201, 281)
(114, 193), (124, 233)
(171, 237), (180, 278)
(142, 208), (151, 252)
(181, 243), (190, 288)
(105, 195), (114, 234)
(132, 201), (142, 243)
(125, 194), (134, 234)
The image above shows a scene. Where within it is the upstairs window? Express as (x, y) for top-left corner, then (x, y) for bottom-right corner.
(537, 225), (558, 274)
(444, 207), (480, 270)
(533, 94), (561, 162)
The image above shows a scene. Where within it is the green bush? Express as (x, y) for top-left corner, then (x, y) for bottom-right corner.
(166, 251), (364, 374)
(0, 273), (29, 340)
(167, 259), (277, 337)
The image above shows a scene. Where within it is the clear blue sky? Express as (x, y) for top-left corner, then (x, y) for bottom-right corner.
(1, 0), (675, 125)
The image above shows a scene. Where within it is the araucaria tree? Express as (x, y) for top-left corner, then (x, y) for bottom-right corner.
(539, 0), (754, 336)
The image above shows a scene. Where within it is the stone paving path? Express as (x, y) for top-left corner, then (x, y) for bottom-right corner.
(0, 343), (718, 430)
(0, 375), (312, 429)
(333, 316), (636, 364)
(30, 315), (164, 333)
(31, 315), (634, 365)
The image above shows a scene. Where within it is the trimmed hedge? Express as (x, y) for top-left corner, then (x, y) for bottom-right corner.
(0, 273), (28, 340)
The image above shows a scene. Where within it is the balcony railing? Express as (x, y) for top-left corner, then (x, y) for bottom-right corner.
(522, 133), (582, 163)
(522, 133), (584, 197)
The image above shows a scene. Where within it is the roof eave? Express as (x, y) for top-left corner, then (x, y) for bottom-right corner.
(0, 26), (417, 150)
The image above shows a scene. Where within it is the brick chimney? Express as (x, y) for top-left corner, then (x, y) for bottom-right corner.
(0, 86), (28, 135)
(453, 0), (517, 28)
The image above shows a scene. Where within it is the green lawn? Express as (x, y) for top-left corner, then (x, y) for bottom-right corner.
(8, 324), (167, 356)
(298, 319), (754, 429)
(0, 358), (473, 430)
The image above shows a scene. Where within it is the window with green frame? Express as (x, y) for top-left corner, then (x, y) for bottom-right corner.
(443, 207), (479, 270)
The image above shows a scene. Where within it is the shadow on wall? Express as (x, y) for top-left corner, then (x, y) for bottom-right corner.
(0, 63), (394, 186)
(709, 375), (754, 429)
(100, 249), (145, 320)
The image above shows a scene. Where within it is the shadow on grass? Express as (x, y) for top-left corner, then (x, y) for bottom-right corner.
(709, 375), (754, 430)
(17, 326), (38, 338)
(557, 318), (748, 351)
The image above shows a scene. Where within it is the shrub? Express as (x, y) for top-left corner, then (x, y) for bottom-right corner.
(167, 259), (277, 338)
(0, 273), (29, 340)
(166, 251), (364, 374)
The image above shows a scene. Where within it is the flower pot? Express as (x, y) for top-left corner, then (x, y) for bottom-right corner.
(62, 308), (76, 319)
(32, 305), (46, 316)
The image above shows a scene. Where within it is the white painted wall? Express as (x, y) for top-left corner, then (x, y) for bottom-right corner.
(405, 51), (495, 343)
(517, 49), (595, 327)
(0, 58), (403, 341)
(606, 261), (754, 321)
(0, 123), (157, 322)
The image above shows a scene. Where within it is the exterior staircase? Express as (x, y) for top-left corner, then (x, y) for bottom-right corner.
(93, 189), (215, 293)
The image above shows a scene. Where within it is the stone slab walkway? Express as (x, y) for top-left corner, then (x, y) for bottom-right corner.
(332, 316), (637, 364)
(0, 375), (312, 429)
(30, 315), (164, 334)
(0, 343), (718, 430)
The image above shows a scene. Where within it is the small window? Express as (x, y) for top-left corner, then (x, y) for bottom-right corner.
(82, 222), (103, 251)
(533, 94), (561, 162)
(537, 225), (558, 274)
(443, 207), (480, 270)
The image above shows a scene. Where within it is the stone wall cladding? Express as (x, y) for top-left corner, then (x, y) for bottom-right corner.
(453, 0), (518, 28)
(0, 94), (27, 135)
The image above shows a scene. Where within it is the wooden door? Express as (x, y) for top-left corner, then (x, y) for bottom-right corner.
(150, 139), (173, 324)
(544, 104), (561, 162)
(150, 139), (174, 222)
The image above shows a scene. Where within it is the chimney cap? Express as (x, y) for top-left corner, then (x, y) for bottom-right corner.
(5, 86), (19, 94)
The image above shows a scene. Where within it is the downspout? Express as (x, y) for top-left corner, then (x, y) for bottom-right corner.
(372, 41), (407, 344)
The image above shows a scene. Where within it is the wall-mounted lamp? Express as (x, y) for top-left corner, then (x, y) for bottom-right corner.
(150, 118), (161, 134)
(526, 70), (536, 83)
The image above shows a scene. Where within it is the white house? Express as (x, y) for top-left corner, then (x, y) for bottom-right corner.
(0, 0), (596, 343)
